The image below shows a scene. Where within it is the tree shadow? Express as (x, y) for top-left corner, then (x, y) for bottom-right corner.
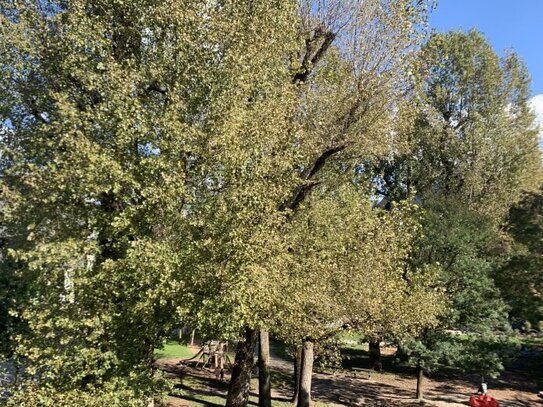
(168, 393), (224, 407)
(430, 369), (539, 395)
(339, 347), (416, 378)
(160, 359), (262, 407)
(311, 374), (415, 404)
(159, 343), (543, 407)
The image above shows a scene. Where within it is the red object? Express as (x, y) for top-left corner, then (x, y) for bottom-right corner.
(469, 394), (499, 407)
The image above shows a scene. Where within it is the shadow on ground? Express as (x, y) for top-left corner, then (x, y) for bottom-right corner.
(157, 340), (543, 407)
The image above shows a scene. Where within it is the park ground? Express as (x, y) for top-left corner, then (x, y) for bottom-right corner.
(154, 338), (543, 407)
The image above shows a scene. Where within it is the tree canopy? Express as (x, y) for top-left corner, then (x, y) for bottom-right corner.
(0, 2), (541, 407)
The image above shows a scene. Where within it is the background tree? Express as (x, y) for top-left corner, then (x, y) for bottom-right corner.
(270, 186), (443, 407)
(497, 187), (543, 327)
(370, 29), (543, 399)
(401, 330), (519, 400)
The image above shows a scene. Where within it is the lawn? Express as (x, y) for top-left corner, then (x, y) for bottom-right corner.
(155, 340), (195, 360)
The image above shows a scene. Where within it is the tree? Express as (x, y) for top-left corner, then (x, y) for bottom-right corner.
(411, 30), (541, 214)
(257, 330), (271, 407)
(375, 29), (543, 399)
(498, 187), (543, 326)
(269, 186), (443, 407)
(234, 1), (436, 405)
(188, 1), (438, 406)
(0, 0), (299, 405)
(401, 330), (518, 400)
(400, 201), (514, 400)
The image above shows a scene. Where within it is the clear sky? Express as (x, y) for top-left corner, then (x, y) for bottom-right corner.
(429, 0), (543, 139)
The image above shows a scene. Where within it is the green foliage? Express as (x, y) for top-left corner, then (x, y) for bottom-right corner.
(497, 187), (543, 325)
(0, 257), (25, 359)
(183, 0), (441, 348)
(401, 331), (520, 377)
(4, 374), (170, 407)
(0, 0), (299, 402)
(154, 341), (194, 360)
(270, 186), (443, 348)
(371, 29), (542, 378)
(411, 30), (542, 218)
(0, 0), (540, 404)
(416, 200), (511, 334)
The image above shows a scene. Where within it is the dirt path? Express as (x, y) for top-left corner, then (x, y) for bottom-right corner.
(270, 349), (540, 406)
(159, 346), (541, 407)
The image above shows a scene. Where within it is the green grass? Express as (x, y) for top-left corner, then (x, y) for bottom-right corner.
(155, 340), (194, 360)
(337, 331), (365, 345)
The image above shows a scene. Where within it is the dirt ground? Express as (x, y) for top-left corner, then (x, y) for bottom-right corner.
(157, 345), (542, 407)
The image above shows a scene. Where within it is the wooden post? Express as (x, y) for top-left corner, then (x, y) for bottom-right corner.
(258, 330), (272, 407)
(416, 362), (424, 400)
(220, 344), (225, 381)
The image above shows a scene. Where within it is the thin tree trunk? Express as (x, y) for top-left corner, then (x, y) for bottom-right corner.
(416, 362), (424, 400)
(226, 327), (258, 407)
(368, 340), (382, 371)
(258, 330), (272, 407)
(190, 330), (195, 346)
(296, 340), (314, 407)
(292, 346), (302, 405)
(14, 362), (20, 386)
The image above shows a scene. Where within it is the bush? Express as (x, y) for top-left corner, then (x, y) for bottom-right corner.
(2, 373), (170, 407)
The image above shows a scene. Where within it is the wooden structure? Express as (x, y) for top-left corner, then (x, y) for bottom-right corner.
(184, 340), (233, 380)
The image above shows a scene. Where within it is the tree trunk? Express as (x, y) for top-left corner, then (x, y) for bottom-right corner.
(369, 340), (382, 371)
(292, 346), (302, 405)
(190, 329), (195, 346)
(226, 327), (258, 407)
(14, 362), (20, 386)
(416, 362), (424, 400)
(258, 330), (272, 407)
(296, 340), (314, 407)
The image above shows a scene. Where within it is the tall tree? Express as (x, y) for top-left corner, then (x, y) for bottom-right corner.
(371, 29), (543, 399)
(0, 0), (299, 405)
(199, 1), (438, 406)
(270, 186), (443, 407)
(240, 1), (437, 405)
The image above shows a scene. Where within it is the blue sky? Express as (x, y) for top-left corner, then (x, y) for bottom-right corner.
(430, 0), (543, 94)
(429, 1), (543, 140)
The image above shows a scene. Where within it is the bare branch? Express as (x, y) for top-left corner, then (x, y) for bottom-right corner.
(293, 29), (336, 84)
